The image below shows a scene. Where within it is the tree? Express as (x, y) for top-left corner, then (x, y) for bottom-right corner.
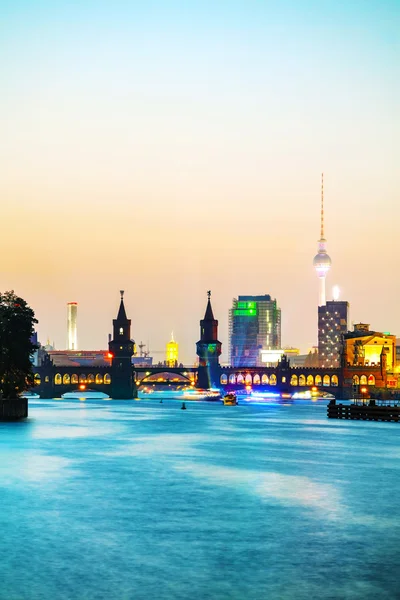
(0, 291), (38, 398)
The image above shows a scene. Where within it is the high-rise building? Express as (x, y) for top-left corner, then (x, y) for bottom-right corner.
(313, 174), (332, 306)
(67, 302), (78, 350)
(166, 332), (179, 367)
(318, 300), (349, 367)
(229, 295), (281, 367)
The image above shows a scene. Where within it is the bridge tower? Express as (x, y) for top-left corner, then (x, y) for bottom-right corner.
(196, 291), (222, 389)
(108, 291), (136, 399)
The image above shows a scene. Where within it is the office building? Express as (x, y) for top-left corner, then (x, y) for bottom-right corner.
(318, 300), (349, 367)
(229, 295), (281, 367)
(67, 302), (78, 350)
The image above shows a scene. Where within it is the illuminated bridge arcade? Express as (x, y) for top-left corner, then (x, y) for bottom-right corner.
(33, 292), (387, 400)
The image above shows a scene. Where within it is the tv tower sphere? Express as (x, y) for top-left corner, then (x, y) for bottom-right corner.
(313, 174), (331, 306)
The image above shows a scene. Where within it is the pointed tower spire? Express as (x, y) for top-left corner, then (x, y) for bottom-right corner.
(204, 290), (215, 320)
(320, 173), (324, 240)
(117, 290), (128, 321)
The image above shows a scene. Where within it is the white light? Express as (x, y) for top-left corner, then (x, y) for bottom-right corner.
(333, 285), (340, 301)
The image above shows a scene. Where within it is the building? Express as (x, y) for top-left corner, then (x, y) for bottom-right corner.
(318, 300), (349, 368)
(67, 302), (78, 350)
(166, 332), (179, 367)
(344, 324), (396, 370)
(313, 174), (332, 307)
(196, 291), (221, 389)
(229, 295), (281, 367)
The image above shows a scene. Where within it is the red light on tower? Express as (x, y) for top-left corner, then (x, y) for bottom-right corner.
(79, 384), (86, 391)
(107, 352), (113, 359)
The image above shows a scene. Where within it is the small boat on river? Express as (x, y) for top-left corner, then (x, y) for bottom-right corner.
(61, 389), (110, 400)
(223, 393), (238, 406)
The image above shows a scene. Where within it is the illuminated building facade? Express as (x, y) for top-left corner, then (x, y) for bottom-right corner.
(229, 295), (281, 367)
(313, 174), (331, 306)
(166, 333), (179, 367)
(67, 302), (78, 350)
(318, 300), (349, 368)
(344, 324), (396, 370)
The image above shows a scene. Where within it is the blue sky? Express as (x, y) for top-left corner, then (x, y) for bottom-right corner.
(0, 0), (398, 359)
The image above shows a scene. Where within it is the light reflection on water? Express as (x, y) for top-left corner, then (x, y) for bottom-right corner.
(0, 398), (399, 600)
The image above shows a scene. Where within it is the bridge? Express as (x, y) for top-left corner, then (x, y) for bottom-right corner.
(32, 291), (390, 400)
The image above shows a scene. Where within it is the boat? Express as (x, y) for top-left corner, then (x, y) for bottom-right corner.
(61, 388), (110, 399)
(20, 391), (40, 399)
(223, 393), (238, 406)
(182, 388), (222, 402)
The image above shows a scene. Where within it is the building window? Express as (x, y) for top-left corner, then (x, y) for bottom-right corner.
(34, 373), (41, 385)
(368, 374), (375, 386)
(352, 375), (360, 385)
(119, 327), (124, 335)
(360, 375), (367, 385)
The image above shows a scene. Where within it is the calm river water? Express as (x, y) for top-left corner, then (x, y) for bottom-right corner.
(0, 398), (399, 600)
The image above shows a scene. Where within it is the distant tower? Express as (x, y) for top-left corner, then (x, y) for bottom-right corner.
(196, 291), (222, 389)
(67, 302), (78, 350)
(166, 332), (179, 367)
(108, 291), (135, 399)
(313, 174), (331, 306)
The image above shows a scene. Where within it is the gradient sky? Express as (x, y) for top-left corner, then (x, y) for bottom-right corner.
(1, 0), (398, 363)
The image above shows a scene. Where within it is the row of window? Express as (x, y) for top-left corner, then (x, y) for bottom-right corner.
(352, 374), (376, 386)
(34, 373), (112, 385)
(220, 373), (339, 387)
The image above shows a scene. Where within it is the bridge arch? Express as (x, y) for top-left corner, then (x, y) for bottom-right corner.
(104, 374), (111, 384)
(368, 374), (375, 386)
(262, 374), (269, 385)
(290, 374), (298, 386)
(63, 374), (70, 385)
(71, 374), (78, 384)
(54, 373), (62, 385)
(323, 375), (331, 386)
(95, 374), (103, 384)
(220, 374), (228, 385)
(331, 375), (338, 387)
(306, 375), (314, 386)
(299, 375), (306, 386)
(352, 375), (360, 385)
(253, 374), (260, 385)
(315, 374), (322, 386)
(270, 374), (277, 385)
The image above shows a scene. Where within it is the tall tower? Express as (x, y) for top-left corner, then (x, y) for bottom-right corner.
(67, 302), (78, 350)
(196, 291), (222, 389)
(166, 332), (179, 367)
(313, 174), (331, 306)
(108, 291), (135, 399)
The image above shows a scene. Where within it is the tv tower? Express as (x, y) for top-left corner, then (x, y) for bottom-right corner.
(313, 174), (331, 306)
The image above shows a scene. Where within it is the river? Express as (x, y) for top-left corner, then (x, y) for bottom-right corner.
(0, 398), (399, 599)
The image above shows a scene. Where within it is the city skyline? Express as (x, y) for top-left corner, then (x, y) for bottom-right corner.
(0, 0), (398, 363)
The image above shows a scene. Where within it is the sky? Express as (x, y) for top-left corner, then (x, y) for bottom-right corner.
(0, 0), (398, 363)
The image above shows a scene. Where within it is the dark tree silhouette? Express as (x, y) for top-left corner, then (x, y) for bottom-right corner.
(0, 291), (38, 398)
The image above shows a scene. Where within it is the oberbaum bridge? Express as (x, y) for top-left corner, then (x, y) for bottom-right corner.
(34, 292), (390, 400)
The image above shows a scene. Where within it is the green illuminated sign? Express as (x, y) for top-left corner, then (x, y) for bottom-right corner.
(234, 309), (257, 316)
(236, 301), (257, 313)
